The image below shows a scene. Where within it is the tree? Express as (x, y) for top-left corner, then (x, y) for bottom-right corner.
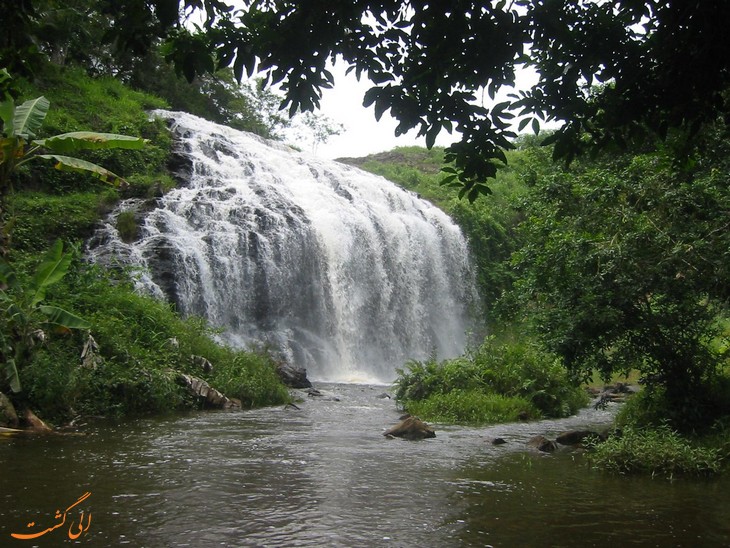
(289, 111), (343, 154)
(512, 136), (730, 429)
(93, 0), (730, 199)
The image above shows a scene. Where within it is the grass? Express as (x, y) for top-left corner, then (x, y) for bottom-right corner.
(586, 425), (723, 478)
(14, 255), (290, 424)
(404, 389), (538, 425)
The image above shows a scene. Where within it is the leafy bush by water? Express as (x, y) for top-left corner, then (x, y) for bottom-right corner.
(404, 389), (538, 425)
(17, 258), (290, 422)
(394, 336), (589, 425)
(586, 425), (723, 478)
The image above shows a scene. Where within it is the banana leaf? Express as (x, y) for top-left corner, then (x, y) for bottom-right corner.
(30, 239), (71, 306)
(34, 131), (146, 153)
(0, 100), (14, 134)
(3, 357), (20, 393)
(13, 96), (49, 140)
(37, 154), (126, 186)
(39, 305), (91, 330)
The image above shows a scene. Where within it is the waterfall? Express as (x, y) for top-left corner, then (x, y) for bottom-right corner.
(88, 110), (479, 383)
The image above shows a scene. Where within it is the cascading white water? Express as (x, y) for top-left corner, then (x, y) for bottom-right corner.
(88, 110), (479, 383)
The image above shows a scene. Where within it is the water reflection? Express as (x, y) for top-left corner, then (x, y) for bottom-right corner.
(1, 384), (729, 547)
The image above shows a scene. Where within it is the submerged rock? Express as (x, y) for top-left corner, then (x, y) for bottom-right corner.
(384, 416), (436, 440)
(527, 435), (557, 452)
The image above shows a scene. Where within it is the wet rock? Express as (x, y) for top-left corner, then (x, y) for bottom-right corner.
(191, 354), (214, 374)
(177, 373), (241, 409)
(376, 393), (391, 399)
(276, 362), (312, 389)
(556, 430), (602, 446)
(0, 392), (19, 428)
(384, 416), (436, 440)
(527, 435), (557, 452)
(20, 409), (52, 433)
(491, 437), (507, 445)
(308, 388), (323, 397)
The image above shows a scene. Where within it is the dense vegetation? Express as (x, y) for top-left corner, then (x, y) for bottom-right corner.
(75, 0), (730, 203)
(352, 135), (730, 474)
(394, 336), (589, 425)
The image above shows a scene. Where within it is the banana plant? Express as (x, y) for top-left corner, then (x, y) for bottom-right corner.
(0, 239), (90, 393)
(0, 69), (146, 241)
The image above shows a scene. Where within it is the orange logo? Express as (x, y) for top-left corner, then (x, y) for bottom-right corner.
(10, 491), (92, 541)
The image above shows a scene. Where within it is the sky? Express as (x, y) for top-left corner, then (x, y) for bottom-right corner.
(286, 61), (543, 160)
(308, 63), (453, 160)
(279, 61), (448, 160)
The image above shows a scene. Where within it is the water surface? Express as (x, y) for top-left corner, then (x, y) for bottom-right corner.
(2, 384), (728, 546)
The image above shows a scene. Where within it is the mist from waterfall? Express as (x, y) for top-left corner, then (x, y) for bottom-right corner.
(88, 110), (480, 383)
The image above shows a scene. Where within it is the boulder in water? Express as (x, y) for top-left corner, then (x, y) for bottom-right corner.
(527, 435), (557, 452)
(556, 430), (602, 446)
(384, 416), (436, 440)
(20, 408), (53, 433)
(276, 362), (312, 388)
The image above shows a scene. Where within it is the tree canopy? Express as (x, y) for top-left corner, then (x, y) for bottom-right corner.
(63, 0), (730, 199)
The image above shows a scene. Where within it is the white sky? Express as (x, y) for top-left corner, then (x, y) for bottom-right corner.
(287, 61), (542, 160)
(311, 63), (453, 159)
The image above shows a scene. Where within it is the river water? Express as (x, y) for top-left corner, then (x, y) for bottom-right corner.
(2, 383), (729, 547)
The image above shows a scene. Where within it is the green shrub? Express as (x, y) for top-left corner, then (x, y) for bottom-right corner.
(13, 257), (290, 423)
(615, 375), (730, 435)
(8, 192), (102, 252)
(405, 389), (538, 425)
(210, 352), (290, 408)
(587, 425), (723, 478)
(394, 336), (589, 424)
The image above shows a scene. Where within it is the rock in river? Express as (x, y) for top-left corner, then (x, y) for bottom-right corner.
(384, 416), (436, 440)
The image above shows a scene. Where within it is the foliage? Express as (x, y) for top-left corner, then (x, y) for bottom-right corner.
(127, 49), (291, 139)
(0, 87), (145, 187)
(115, 210), (138, 243)
(209, 352), (290, 409)
(512, 137), (730, 429)
(0, 75), (147, 253)
(404, 389), (537, 426)
(15, 257), (289, 422)
(89, 1), (730, 198)
(394, 336), (589, 424)
(586, 425), (723, 478)
(7, 191), (102, 252)
(0, 240), (89, 393)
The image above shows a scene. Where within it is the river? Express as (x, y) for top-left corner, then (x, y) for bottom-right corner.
(2, 383), (729, 547)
